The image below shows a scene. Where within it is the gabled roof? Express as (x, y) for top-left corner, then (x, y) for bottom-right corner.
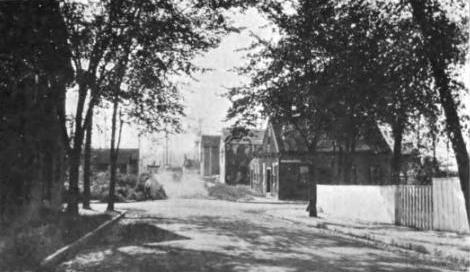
(200, 135), (221, 147)
(265, 119), (392, 154)
(269, 121), (310, 153)
(91, 148), (139, 164)
(222, 128), (264, 145)
(377, 124), (418, 155)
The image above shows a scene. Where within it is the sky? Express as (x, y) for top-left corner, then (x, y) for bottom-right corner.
(68, 6), (470, 167)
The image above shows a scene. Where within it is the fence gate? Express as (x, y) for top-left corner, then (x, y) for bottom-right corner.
(397, 185), (433, 230)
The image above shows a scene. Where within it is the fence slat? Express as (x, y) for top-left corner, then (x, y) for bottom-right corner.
(397, 185), (432, 230)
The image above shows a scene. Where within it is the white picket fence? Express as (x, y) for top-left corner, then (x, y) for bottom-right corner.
(397, 178), (469, 233)
(397, 185), (433, 230)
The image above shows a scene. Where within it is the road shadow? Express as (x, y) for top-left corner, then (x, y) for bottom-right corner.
(91, 220), (189, 248)
(56, 214), (463, 272)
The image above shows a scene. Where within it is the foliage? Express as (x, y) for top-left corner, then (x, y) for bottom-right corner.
(62, 0), (258, 213)
(62, 0), (257, 137)
(89, 172), (166, 202)
(408, 0), (470, 224)
(227, 0), (469, 186)
(207, 183), (261, 201)
(229, 0), (441, 149)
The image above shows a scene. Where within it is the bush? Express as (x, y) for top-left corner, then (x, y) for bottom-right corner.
(207, 183), (260, 201)
(118, 174), (138, 187)
(128, 191), (146, 201)
(88, 172), (166, 202)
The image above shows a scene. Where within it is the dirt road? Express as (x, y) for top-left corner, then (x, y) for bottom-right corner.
(56, 178), (465, 272)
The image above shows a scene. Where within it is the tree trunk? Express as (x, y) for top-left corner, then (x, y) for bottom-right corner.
(66, 147), (81, 215)
(82, 107), (93, 209)
(66, 82), (88, 215)
(107, 98), (119, 211)
(308, 165), (317, 217)
(409, 0), (470, 225)
(435, 72), (470, 223)
(391, 121), (404, 185)
(343, 152), (353, 184)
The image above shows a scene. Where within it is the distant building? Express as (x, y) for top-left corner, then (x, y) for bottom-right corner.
(146, 163), (160, 174)
(91, 148), (139, 175)
(220, 128), (265, 185)
(200, 135), (220, 177)
(249, 119), (401, 200)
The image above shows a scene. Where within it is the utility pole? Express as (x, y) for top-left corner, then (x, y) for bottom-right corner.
(165, 131), (169, 167)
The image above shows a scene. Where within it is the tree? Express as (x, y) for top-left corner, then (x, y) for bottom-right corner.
(82, 110), (93, 210)
(408, 0), (470, 224)
(363, 2), (439, 184)
(62, 0), (253, 214)
(0, 0), (72, 223)
(229, 0), (396, 214)
(229, 0), (454, 217)
(228, 0), (342, 216)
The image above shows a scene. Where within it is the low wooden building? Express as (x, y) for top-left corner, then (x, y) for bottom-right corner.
(91, 148), (139, 175)
(220, 128), (264, 185)
(249, 120), (395, 200)
(200, 135), (220, 177)
(249, 121), (312, 200)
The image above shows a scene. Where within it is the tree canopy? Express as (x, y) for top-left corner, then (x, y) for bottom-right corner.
(62, 0), (259, 214)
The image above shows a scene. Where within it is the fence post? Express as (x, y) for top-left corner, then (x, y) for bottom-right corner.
(395, 185), (400, 226)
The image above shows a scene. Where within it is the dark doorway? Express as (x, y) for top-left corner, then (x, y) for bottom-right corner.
(266, 168), (272, 193)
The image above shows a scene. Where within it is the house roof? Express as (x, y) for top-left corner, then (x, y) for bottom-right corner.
(201, 135), (221, 147)
(266, 119), (392, 154)
(222, 128), (265, 145)
(91, 148), (139, 164)
(377, 124), (419, 155)
(269, 121), (310, 153)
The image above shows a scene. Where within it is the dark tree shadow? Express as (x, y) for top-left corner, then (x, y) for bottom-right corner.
(57, 214), (464, 272)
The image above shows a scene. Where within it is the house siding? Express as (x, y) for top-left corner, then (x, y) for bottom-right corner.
(248, 119), (403, 201)
(220, 129), (264, 185)
(314, 152), (392, 185)
(200, 135), (220, 177)
(278, 160), (311, 200)
(223, 142), (261, 185)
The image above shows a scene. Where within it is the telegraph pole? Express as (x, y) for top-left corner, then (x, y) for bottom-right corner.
(165, 131), (169, 167)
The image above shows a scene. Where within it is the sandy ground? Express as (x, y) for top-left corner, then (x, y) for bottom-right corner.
(56, 177), (467, 272)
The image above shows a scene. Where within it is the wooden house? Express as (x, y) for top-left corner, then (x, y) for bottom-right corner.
(220, 128), (264, 185)
(200, 135), (220, 177)
(249, 121), (313, 199)
(249, 120), (395, 200)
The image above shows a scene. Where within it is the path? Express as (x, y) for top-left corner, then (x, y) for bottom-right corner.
(57, 197), (465, 271)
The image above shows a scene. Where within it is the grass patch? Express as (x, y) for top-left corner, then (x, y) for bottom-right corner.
(0, 212), (111, 271)
(207, 183), (261, 201)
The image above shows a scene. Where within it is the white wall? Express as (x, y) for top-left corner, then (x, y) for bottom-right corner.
(317, 185), (396, 224)
(433, 178), (470, 233)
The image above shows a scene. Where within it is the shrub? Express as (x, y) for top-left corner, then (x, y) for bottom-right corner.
(207, 183), (260, 201)
(88, 172), (167, 202)
(118, 174), (138, 187)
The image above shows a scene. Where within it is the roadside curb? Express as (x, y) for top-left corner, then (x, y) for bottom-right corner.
(39, 210), (126, 271)
(271, 214), (470, 268)
(236, 200), (307, 205)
